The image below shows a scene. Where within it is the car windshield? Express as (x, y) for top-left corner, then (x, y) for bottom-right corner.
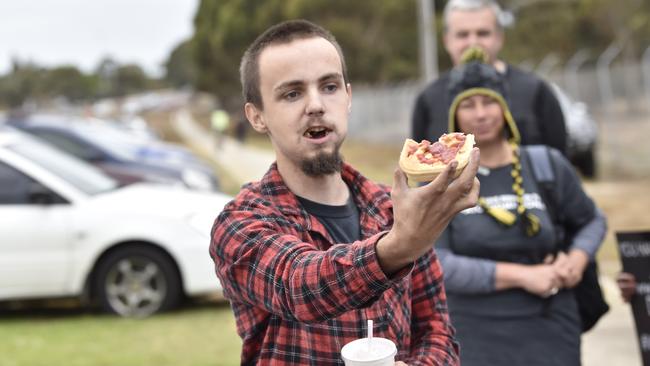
(70, 124), (143, 161)
(9, 135), (118, 195)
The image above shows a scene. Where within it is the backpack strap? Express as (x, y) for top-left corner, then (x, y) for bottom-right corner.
(525, 145), (555, 184)
(521, 145), (563, 250)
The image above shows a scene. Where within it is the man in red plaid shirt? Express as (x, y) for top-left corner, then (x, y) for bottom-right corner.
(210, 19), (480, 365)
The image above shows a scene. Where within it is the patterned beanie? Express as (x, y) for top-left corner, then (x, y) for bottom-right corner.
(447, 47), (521, 144)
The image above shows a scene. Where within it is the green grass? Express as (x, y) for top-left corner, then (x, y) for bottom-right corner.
(0, 303), (241, 366)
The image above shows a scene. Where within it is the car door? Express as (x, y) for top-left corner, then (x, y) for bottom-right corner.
(0, 161), (75, 299)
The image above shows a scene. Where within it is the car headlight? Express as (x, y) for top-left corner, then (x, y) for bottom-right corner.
(182, 169), (214, 191)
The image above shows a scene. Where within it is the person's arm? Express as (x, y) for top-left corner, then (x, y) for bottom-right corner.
(210, 202), (408, 323)
(404, 250), (460, 365)
(536, 82), (568, 155)
(495, 261), (562, 297)
(550, 149), (607, 287)
(436, 244), (496, 294)
(568, 208), (607, 260)
(437, 246), (563, 298)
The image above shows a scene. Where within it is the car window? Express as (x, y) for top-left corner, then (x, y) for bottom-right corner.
(29, 130), (102, 161)
(0, 162), (66, 204)
(8, 137), (118, 195)
(73, 126), (140, 161)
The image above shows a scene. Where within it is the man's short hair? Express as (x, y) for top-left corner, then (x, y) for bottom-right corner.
(240, 19), (349, 109)
(443, 0), (507, 32)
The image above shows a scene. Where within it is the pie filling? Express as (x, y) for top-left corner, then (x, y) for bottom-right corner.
(407, 133), (467, 165)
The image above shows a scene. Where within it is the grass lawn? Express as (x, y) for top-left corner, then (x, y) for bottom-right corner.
(0, 302), (241, 366)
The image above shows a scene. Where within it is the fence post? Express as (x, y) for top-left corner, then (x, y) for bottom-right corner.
(596, 43), (621, 116)
(536, 53), (560, 82)
(418, 0), (437, 84)
(596, 43), (622, 175)
(564, 49), (590, 99)
(642, 46), (650, 114)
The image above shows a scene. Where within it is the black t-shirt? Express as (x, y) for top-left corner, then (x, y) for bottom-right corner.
(297, 193), (361, 244)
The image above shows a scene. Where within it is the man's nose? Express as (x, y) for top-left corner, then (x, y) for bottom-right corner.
(306, 88), (325, 116)
(467, 33), (479, 46)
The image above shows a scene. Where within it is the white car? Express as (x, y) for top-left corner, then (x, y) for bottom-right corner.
(0, 128), (230, 317)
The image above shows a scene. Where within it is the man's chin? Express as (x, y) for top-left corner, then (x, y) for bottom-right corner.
(300, 151), (343, 177)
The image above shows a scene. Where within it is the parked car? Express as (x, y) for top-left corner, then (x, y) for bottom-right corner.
(550, 84), (599, 178)
(5, 115), (220, 191)
(0, 128), (229, 317)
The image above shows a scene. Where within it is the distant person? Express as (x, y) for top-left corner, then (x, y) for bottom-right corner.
(210, 109), (230, 148)
(234, 114), (248, 143)
(411, 0), (567, 156)
(435, 49), (606, 365)
(210, 19), (480, 365)
(617, 272), (637, 303)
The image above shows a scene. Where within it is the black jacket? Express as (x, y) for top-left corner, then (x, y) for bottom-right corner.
(411, 64), (567, 155)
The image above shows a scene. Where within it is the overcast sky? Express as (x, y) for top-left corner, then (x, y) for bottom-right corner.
(0, 0), (199, 76)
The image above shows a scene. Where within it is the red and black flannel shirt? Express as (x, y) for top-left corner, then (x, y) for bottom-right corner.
(210, 162), (459, 365)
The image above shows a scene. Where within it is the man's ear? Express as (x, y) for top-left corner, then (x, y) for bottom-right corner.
(244, 102), (267, 133)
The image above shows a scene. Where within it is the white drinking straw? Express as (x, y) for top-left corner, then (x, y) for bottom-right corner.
(367, 319), (373, 351)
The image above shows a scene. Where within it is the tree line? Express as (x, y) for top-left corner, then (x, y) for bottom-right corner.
(2, 0), (648, 111)
(184, 0), (650, 111)
(0, 58), (165, 109)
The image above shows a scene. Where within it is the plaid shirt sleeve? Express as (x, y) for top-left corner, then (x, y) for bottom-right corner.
(406, 249), (460, 366)
(210, 199), (410, 323)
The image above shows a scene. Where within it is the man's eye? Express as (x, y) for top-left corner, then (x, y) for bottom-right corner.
(323, 84), (338, 93)
(284, 91), (300, 100)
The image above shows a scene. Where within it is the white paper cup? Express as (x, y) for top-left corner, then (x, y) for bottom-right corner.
(341, 337), (397, 366)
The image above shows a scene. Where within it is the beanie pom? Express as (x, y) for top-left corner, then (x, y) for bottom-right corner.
(460, 46), (489, 65)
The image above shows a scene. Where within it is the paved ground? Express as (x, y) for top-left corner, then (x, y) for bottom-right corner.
(173, 109), (273, 184)
(172, 109), (642, 365)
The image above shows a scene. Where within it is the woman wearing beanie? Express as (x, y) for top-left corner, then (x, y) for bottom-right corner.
(435, 48), (607, 365)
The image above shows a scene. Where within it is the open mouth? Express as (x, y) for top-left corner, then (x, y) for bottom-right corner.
(304, 126), (331, 139)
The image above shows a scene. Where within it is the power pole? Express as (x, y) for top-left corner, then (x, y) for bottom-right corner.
(418, 0), (438, 84)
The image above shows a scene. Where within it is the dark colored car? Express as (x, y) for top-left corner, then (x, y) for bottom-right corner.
(550, 84), (599, 178)
(5, 115), (220, 191)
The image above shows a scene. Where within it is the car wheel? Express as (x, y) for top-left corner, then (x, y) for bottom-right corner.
(94, 245), (182, 317)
